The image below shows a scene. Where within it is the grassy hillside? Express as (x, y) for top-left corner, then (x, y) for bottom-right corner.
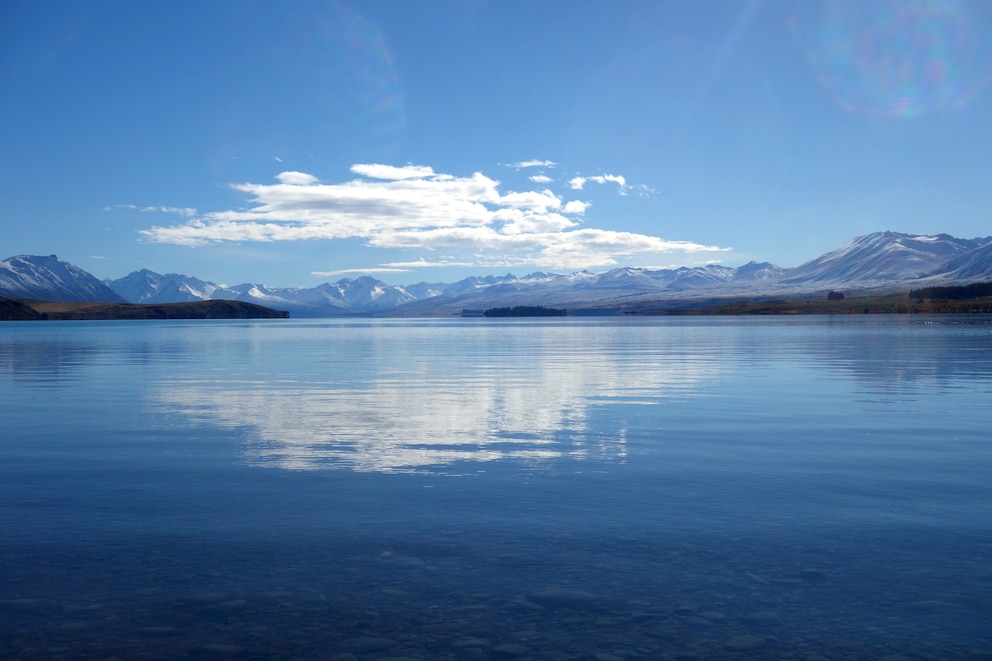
(1, 298), (289, 321)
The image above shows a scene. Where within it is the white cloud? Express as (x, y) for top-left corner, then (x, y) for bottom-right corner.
(276, 171), (318, 185)
(569, 174), (627, 191)
(628, 183), (657, 198)
(596, 174), (627, 187)
(138, 205), (199, 217)
(508, 159), (557, 169)
(138, 164), (728, 269)
(105, 204), (199, 216)
(498, 188), (561, 211)
(563, 200), (589, 214)
(381, 258), (479, 269)
(529, 174), (553, 184)
(350, 163), (437, 180)
(311, 267), (413, 276)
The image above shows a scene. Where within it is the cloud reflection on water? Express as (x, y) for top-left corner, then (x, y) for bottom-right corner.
(152, 324), (719, 473)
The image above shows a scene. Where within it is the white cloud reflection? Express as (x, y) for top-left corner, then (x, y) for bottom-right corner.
(152, 325), (720, 474)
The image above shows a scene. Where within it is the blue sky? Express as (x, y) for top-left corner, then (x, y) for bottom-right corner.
(3, 0), (992, 287)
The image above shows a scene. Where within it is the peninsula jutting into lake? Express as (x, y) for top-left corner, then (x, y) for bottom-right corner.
(0, 297), (289, 321)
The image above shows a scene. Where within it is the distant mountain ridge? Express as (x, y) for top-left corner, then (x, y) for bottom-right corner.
(3, 232), (992, 316)
(109, 268), (229, 304)
(780, 232), (987, 284)
(0, 254), (125, 303)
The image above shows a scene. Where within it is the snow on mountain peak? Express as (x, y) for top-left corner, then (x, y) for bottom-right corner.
(7, 232), (992, 315)
(0, 254), (126, 302)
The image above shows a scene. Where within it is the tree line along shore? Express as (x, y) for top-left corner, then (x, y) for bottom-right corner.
(5, 282), (992, 320)
(630, 284), (992, 315)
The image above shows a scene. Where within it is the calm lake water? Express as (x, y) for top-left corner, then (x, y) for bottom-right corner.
(1, 316), (991, 660)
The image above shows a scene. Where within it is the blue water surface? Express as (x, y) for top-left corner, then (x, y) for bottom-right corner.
(1, 316), (990, 659)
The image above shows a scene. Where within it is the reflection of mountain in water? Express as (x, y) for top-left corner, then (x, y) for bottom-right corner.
(10, 317), (989, 474)
(0, 339), (98, 387)
(153, 323), (721, 473)
(775, 317), (992, 394)
(0, 331), (197, 388)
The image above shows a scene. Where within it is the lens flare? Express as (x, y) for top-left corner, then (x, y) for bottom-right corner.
(791, 0), (992, 117)
(314, 4), (408, 152)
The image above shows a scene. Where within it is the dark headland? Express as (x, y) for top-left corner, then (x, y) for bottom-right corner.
(0, 297), (289, 321)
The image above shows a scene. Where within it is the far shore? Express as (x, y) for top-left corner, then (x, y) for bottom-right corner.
(0, 297), (289, 321)
(627, 292), (992, 316)
(6, 286), (992, 321)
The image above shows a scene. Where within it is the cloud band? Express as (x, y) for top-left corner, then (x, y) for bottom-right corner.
(138, 163), (728, 269)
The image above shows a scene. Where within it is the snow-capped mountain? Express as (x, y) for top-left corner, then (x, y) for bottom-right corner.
(731, 261), (788, 282)
(221, 277), (420, 315)
(108, 269), (231, 303)
(7, 232), (992, 316)
(781, 232), (987, 284)
(323, 276), (419, 310)
(0, 255), (126, 303)
(931, 240), (992, 281)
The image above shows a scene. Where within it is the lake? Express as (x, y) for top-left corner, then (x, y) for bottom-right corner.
(1, 316), (990, 659)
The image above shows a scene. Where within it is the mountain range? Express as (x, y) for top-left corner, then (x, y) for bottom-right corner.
(3, 232), (992, 316)
(0, 254), (127, 304)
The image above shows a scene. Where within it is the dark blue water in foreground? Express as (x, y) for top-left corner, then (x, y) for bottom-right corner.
(1, 317), (990, 659)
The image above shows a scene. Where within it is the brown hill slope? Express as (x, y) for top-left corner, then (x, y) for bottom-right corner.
(1, 298), (289, 320)
(0, 297), (43, 320)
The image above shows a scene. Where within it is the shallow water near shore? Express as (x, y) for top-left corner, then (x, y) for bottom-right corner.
(1, 316), (991, 659)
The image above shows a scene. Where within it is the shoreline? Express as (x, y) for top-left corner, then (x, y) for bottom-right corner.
(0, 297), (289, 321)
